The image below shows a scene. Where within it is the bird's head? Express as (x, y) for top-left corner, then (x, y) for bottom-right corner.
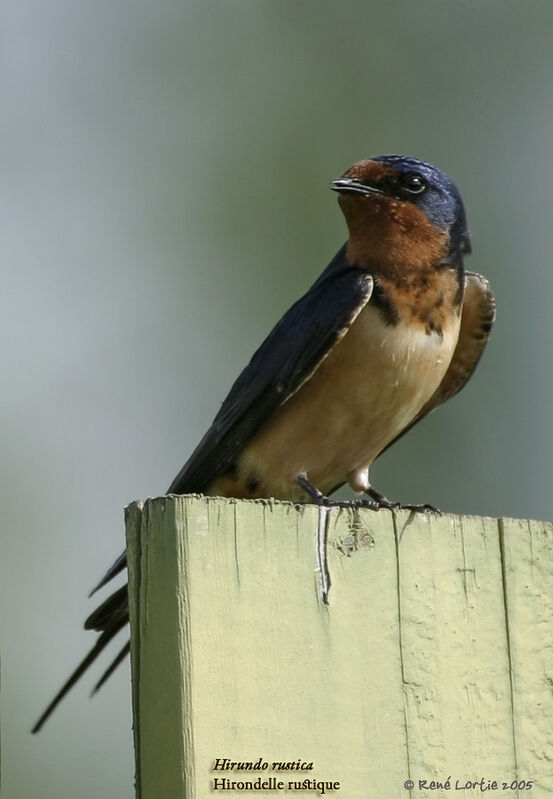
(332, 155), (470, 268)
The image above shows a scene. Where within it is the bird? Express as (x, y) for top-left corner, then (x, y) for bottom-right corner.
(32, 154), (495, 732)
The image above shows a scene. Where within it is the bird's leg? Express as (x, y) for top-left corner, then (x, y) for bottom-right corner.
(295, 473), (326, 502)
(366, 484), (440, 514)
(295, 473), (378, 509)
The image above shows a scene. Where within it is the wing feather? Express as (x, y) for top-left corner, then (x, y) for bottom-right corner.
(34, 257), (493, 730)
(169, 247), (373, 493)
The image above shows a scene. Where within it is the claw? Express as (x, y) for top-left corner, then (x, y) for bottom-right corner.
(366, 485), (440, 514)
(295, 474), (439, 514)
(401, 502), (441, 514)
(295, 473), (379, 510)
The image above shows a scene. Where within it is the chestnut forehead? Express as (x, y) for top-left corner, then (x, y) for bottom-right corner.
(343, 160), (401, 182)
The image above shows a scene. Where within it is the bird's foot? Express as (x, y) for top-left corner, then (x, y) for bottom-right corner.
(295, 473), (379, 510)
(366, 485), (440, 514)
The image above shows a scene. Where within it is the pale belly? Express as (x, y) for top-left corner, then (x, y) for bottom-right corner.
(211, 304), (461, 501)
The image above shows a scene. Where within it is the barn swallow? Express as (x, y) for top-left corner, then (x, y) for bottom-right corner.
(32, 154), (495, 732)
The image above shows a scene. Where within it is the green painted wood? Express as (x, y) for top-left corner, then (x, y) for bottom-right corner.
(126, 497), (553, 799)
(499, 518), (553, 793)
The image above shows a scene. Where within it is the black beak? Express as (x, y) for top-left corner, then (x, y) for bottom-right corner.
(330, 178), (383, 197)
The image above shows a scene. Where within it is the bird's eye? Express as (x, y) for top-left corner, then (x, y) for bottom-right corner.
(401, 174), (427, 195)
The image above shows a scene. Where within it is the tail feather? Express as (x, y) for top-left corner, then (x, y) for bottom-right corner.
(91, 641), (131, 695)
(84, 584), (128, 631)
(32, 586), (129, 733)
(88, 551), (127, 597)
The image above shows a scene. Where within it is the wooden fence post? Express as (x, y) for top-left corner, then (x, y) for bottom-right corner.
(125, 496), (553, 798)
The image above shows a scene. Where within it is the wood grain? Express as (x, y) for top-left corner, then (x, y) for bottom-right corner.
(126, 497), (553, 798)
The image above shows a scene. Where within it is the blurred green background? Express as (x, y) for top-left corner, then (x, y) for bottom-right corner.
(2, 1), (553, 796)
